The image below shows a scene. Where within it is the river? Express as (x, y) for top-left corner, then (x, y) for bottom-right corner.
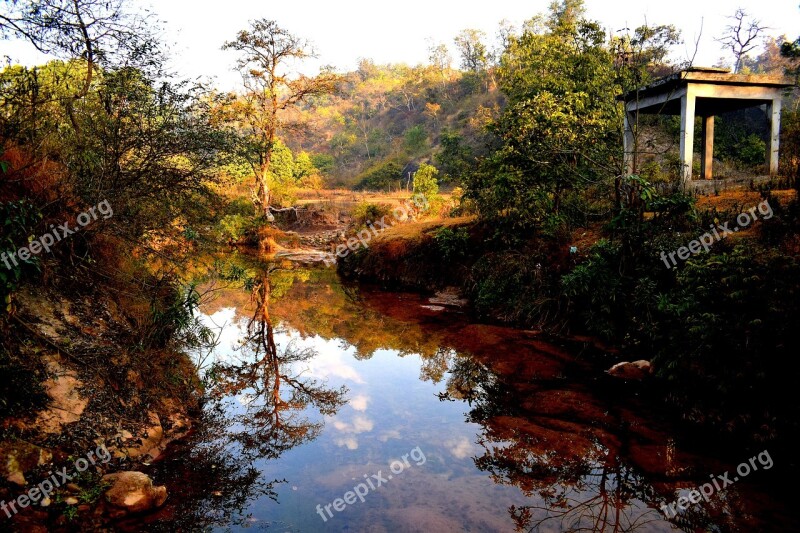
(124, 253), (795, 532)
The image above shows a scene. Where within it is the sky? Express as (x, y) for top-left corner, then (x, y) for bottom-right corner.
(2, 0), (799, 90)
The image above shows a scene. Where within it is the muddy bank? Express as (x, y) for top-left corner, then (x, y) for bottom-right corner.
(1, 275), (201, 531)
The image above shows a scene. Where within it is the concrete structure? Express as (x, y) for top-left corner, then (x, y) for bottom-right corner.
(619, 68), (793, 182)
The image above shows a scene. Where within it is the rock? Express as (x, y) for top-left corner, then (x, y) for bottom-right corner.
(121, 412), (165, 461)
(607, 360), (653, 380)
(103, 471), (167, 516)
(0, 441), (53, 486)
(429, 287), (468, 308)
(34, 356), (89, 434)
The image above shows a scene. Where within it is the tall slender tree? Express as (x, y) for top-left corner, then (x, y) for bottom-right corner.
(222, 19), (338, 216)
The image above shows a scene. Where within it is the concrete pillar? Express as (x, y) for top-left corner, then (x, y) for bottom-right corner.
(623, 109), (636, 175)
(679, 90), (696, 182)
(701, 115), (714, 180)
(766, 98), (782, 176)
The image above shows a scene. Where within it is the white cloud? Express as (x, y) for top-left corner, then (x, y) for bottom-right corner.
(446, 436), (476, 460)
(350, 394), (370, 412)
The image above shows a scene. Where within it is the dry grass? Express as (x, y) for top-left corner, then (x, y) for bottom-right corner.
(695, 188), (797, 211)
(295, 188), (452, 210)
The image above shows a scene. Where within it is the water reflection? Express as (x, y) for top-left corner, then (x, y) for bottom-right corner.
(439, 354), (666, 532)
(141, 252), (795, 532)
(206, 269), (348, 462)
(143, 261), (348, 531)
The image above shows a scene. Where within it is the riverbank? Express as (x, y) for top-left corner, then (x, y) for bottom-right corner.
(1, 248), (203, 531)
(337, 187), (800, 444)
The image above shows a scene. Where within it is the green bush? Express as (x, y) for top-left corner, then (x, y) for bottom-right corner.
(737, 133), (767, 167)
(355, 159), (404, 191)
(352, 202), (392, 227)
(412, 163), (440, 199)
(217, 214), (257, 243)
(434, 226), (470, 262)
(1, 200), (43, 314)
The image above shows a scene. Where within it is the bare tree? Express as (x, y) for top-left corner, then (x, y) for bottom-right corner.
(717, 8), (768, 73)
(222, 19), (338, 217)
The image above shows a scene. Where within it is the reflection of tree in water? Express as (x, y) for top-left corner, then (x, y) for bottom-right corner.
(208, 271), (347, 461)
(438, 355), (676, 533)
(145, 267), (347, 531)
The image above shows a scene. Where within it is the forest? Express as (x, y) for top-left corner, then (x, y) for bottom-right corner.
(1, 0), (800, 531)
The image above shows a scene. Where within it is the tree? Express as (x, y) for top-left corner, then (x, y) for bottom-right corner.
(436, 130), (473, 184)
(222, 19), (337, 217)
(467, 0), (618, 227)
(717, 9), (768, 73)
(0, 0), (160, 131)
(454, 29), (490, 72)
(427, 41), (452, 73)
(413, 163), (439, 199)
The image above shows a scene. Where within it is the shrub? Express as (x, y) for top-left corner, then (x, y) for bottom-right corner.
(413, 164), (440, 199)
(352, 202), (392, 227)
(434, 226), (470, 262)
(355, 160), (404, 191)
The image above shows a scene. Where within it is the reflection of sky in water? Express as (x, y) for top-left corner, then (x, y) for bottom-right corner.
(193, 308), (678, 533)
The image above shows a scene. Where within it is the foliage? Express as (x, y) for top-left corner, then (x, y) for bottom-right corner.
(434, 226), (470, 262)
(217, 214), (258, 243)
(355, 159), (404, 190)
(737, 133), (768, 166)
(0, 200), (42, 312)
(468, 250), (560, 325)
(293, 151), (325, 189)
(436, 130), (474, 184)
(466, 0), (619, 232)
(403, 125), (428, 154)
(221, 19), (338, 215)
(412, 163), (440, 199)
(352, 202), (392, 227)
(144, 282), (216, 352)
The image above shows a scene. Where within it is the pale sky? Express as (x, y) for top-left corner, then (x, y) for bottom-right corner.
(2, 0), (799, 90)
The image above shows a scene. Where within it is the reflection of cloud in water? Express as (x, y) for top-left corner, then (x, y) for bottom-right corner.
(379, 429), (402, 442)
(196, 313), (367, 388)
(350, 394), (369, 411)
(332, 414), (374, 450)
(197, 309), (240, 361)
(333, 415), (374, 434)
(446, 436), (476, 460)
(297, 336), (365, 385)
(236, 393), (255, 406)
(334, 436), (359, 450)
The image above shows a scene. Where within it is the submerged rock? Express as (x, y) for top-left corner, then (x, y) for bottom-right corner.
(607, 360), (653, 380)
(103, 471), (167, 516)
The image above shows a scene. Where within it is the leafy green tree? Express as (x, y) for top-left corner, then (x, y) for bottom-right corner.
(268, 140), (296, 206)
(436, 130), (473, 183)
(413, 163), (439, 198)
(0, 0), (161, 131)
(454, 29), (490, 72)
(404, 125), (428, 154)
(468, 0), (618, 229)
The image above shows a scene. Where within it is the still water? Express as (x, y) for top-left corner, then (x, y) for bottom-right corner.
(134, 255), (795, 532)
